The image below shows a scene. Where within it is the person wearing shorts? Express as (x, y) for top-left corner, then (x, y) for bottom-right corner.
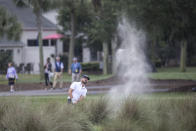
(6, 62), (18, 92)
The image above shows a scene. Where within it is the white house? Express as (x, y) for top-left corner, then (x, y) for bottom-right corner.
(0, 0), (63, 73)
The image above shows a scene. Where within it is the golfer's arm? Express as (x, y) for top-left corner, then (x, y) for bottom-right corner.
(68, 88), (73, 99)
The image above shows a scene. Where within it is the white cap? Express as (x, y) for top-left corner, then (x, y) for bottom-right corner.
(73, 57), (77, 61)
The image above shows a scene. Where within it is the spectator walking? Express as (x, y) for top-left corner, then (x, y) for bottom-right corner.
(69, 57), (82, 82)
(6, 62), (18, 92)
(52, 56), (64, 89)
(68, 75), (90, 104)
(44, 57), (53, 89)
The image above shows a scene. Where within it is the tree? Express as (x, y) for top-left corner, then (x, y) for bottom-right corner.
(0, 6), (22, 73)
(0, 6), (22, 40)
(125, 0), (196, 71)
(57, 0), (93, 71)
(58, 0), (122, 74)
(89, 0), (119, 74)
(14, 0), (55, 79)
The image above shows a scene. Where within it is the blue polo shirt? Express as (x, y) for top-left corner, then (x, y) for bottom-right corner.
(71, 62), (81, 74)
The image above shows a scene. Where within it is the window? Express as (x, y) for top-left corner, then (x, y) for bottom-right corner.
(27, 39), (49, 46)
(27, 39), (38, 46)
(51, 39), (57, 46)
(43, 40), (49, 46)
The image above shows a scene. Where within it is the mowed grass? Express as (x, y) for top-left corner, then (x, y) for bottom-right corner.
(0, 73), (113, 84)
(0, 92), (195, 107)
(0, 94), (105, 108)
(149, 67), (196, 80)
(0, 67), (196, 85)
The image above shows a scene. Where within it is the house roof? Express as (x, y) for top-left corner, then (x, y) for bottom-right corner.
(0, 0), (57, 30)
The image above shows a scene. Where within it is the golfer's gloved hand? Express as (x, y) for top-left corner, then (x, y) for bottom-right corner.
(67, 96), (72, 104)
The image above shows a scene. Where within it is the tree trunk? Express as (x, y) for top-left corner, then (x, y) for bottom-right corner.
(37, 13), (44, 80)
(103, 42), (108, 75)
(68, 11), (76, 72)
(111, 37), (117, 74)
(180, 40), (187, 72)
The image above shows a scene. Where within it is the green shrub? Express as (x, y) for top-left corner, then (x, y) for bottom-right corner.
(117, 97), (142, 121)
(90, 98), (110, 124)
(42, 102), (92, 131)
(1, 96), (196, 131)
(0, 100), (46, 131)
(102, 97), (196, 131)
(146, 100), (172, 131)
(0, 100), (93, 131)
(81, 62), (100, 72)
(101, 98), (144, 131)
(78, 97), (110, 124)
(168, 99), (196, 131)
(0, 50), (13, 74)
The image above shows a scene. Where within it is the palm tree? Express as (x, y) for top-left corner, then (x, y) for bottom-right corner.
(0, 6), (22, 40)
(66, 0), (76, 72)
(0, 6), (22, 73)
(91, 0), (111, 75)
(57, 0), (85, 71)
(14, 0), (54, 79)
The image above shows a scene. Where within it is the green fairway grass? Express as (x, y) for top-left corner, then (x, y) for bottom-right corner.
(0, 73), (113, 84)
(149, 67), (196, 80)
(0, 67), (196, 85)
(0, 92), (195, 106)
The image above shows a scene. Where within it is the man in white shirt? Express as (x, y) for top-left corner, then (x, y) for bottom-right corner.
(68, 75), (90, 104)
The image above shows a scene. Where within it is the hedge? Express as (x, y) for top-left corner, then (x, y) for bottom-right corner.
(81, 62), (100, 72)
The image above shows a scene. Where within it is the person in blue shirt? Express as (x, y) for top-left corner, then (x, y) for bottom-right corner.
(69, 57), (82, 82)
(52, 56), (64, 89)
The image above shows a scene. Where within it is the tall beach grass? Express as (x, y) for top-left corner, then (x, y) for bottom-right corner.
(0, 96), (196, 131)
